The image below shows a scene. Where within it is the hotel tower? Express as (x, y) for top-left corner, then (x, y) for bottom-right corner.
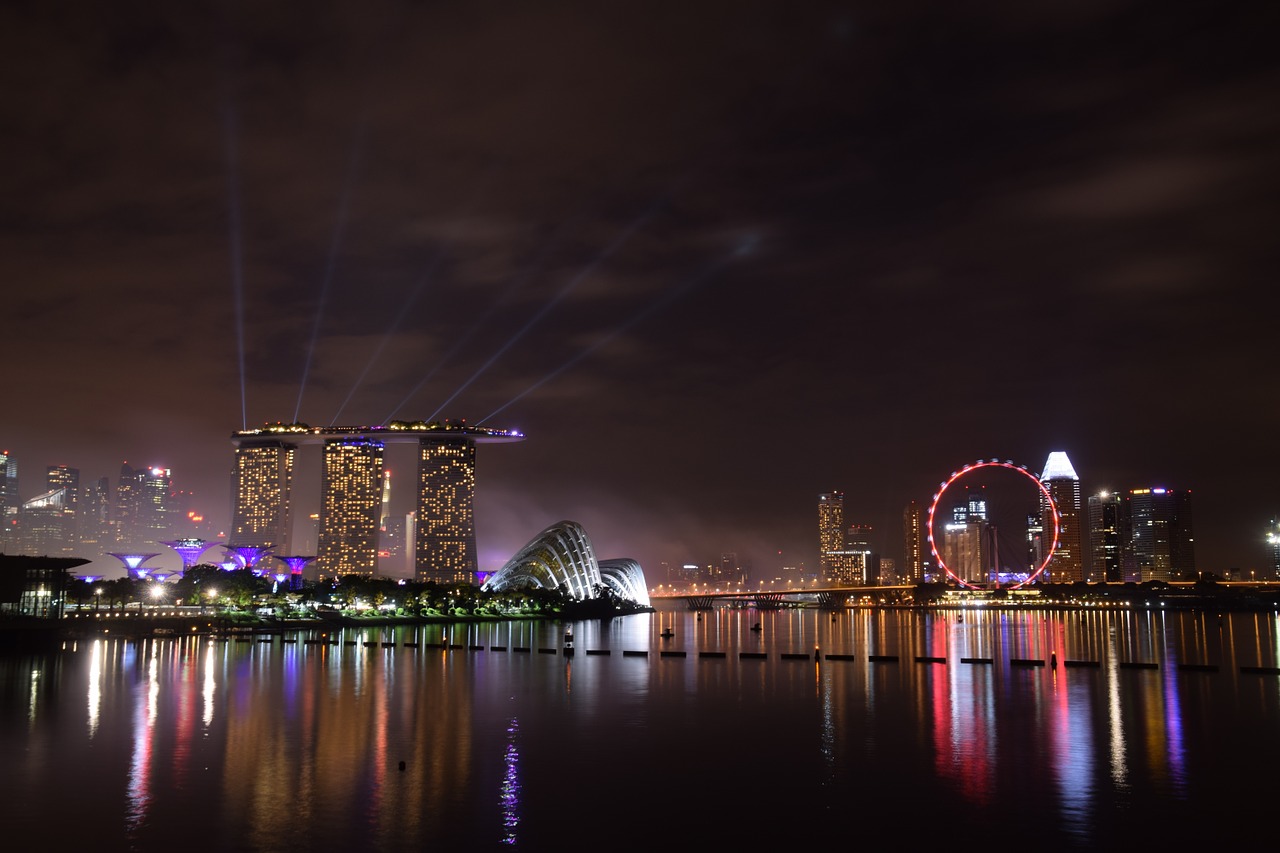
(230, 421), (522, 582)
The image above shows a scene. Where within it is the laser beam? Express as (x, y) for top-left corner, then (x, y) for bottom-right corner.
(291, 121), (368, 424)
(219, 40), (247, 430)
(332, 162), (505, 425)
(427, 199), (667, 422)
(479, 245), (745, 425)
(382, 211), (584, 424)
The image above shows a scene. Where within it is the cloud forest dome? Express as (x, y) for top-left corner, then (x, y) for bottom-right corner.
(482, 520), (650, 607)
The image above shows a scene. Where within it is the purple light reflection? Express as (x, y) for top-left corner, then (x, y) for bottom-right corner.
(501, 717), (520, 845)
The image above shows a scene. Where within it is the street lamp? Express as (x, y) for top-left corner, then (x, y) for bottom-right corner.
(94, 588), (103, 612)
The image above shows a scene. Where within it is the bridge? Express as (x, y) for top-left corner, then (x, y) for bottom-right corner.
(653, 585), (917, 611)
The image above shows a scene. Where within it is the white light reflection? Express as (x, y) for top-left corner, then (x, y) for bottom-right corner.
(87, 639), (103, 737)
(1107, 629), (1128, 784)
(28, 667), (40, 725)
(202, 639), (216, 728)
(126, 645), (160, 833)
(501, 717), (521, 845)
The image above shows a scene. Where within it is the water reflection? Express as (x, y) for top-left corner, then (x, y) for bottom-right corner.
(126, 645), (159, 834)
(501, 716), (521, 845)
(1, 608), (1278, 848)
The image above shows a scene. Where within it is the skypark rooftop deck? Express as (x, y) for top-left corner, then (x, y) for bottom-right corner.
(231, 420), (525, 446)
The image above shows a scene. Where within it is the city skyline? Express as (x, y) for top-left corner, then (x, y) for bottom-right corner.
(3, 2), (1276, 579)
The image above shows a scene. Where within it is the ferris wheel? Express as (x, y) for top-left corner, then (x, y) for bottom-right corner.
(926, 459), (1059, 589)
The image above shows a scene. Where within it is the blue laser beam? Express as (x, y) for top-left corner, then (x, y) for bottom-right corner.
(291, 121), (368, 423)
(381, 210), (587, 424)
(478, 244), (746, 425)
(425, 198), (667, 422)
(219, 41), (248, 430)
(332, 162), (505, 425)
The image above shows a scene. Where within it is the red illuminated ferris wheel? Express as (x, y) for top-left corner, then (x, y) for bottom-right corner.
(926, 459), (1059, 589)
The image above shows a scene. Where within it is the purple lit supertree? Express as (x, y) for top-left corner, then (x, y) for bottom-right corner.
(160, 538), (215, 574)
(272, 555), (315, 590)
(224, 545), (274, 574)
(106, 552), (161, 579)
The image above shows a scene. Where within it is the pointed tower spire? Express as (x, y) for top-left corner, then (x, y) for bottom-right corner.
(1041, 451), (1079, 482)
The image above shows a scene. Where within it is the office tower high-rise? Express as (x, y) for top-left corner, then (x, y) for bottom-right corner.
(831, 523), (874, 585)
(318, 439), (384, 577)
(110, 464), (178, 546)
(1268, 519), (1280, 580)
(1086, 491), (1124, 582)
(230, 439), (296, 552)
(878, 556), (898, 585)
(718, 552), (743, 585)
(943, 500), (988, 583)
(77, 476), (111, 553)
(1123, 487), (1195, 582)
(903, 500), (923, 582)
(19, 488), (74, 556)
(1, 450), (20, 550)
(138, 466), (176, 543)
(818, 492), (844, 580)
(1040, 451), (1083, 583)
(46, 465), (79, 515)
(416, 437), (478, 584)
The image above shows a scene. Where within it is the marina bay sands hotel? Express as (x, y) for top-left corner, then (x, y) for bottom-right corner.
(229, 420), (524, 583)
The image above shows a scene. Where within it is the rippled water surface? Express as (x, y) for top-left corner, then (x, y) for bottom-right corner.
(3, 604), (1278, 851)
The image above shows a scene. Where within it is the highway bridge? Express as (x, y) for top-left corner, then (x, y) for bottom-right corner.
(652, 585), (917, 611)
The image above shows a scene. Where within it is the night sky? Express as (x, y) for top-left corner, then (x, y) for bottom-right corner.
(3, 1), (1277, 580)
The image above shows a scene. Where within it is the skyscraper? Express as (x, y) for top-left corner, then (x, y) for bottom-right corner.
(231, 421), (523, 584)
(318, 439), (384, 577)
(114, 462), (144, 546)
(943, 499), (988, 583)
(1, 450), (20, 551)
(19, 488), (74, 556)
(818, 492), (844, 580)
(1040, 451), (1083, 583)
(139, 466), (176, 543)
(77, 477), (111, 553)
(230, 439), (296, 552)
(903, 500), (923, 582)
(1086, 491), (1124, 582)
(46, 465), (79, 515)
(830, 523), (874, 585)
(1123, 487), (1195, 582)
(1266, 519), (1280, 580)
(416, 437), (478, 584)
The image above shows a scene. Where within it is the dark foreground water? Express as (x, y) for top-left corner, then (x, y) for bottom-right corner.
(2, 603), (1278, 851)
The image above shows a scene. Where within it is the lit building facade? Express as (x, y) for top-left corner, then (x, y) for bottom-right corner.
(229, 440), (296, 552)
(230, 421), (522, 583)
(1123, 487), (1195, 582)
(77, 477), (111, 553)
(903, 500), (923, 582)
(1040, 451), (1083, 583)
(1086, 491), (1124, 582)
(1268, 519), (1280, 580)
(818, 492), (844, 579)
(831, 524), (876, 585)
(113, 463), (177, 547)
(943, 499), (988, 584)
(47, 465), (79, 516)
(416, 438), (477, 584)
(318, 439), (384, 577)
(0, 450), (19, 552)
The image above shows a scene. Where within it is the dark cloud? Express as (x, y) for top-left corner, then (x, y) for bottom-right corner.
(2, 0), (1277, 579)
